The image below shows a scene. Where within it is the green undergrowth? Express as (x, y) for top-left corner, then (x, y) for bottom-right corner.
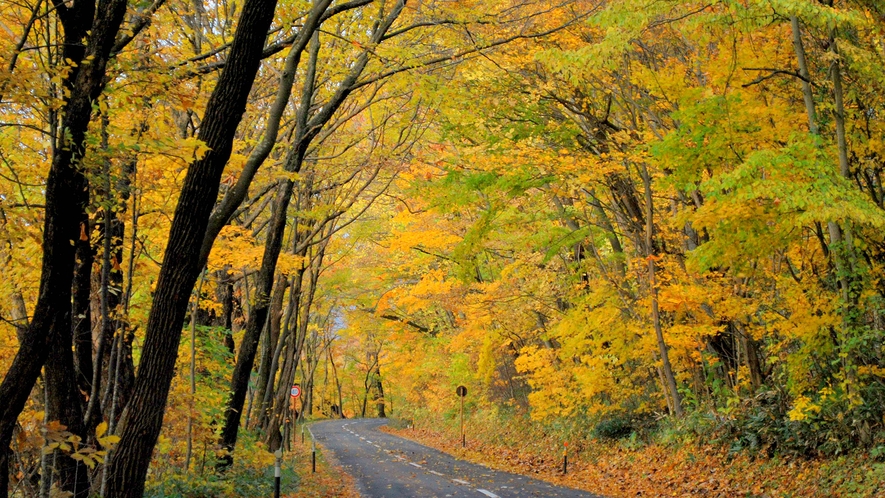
(145, 465), (299, 498)
(145, 426), (301, 498)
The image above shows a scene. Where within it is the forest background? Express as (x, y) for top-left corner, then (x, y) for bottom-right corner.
(1, 0), (885, 496)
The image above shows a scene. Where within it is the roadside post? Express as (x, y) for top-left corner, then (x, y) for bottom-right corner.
(456, 385), (467, 448)
(290, 384), (302, 446)
(563, 442), (568, 474)
(273, 449), (282, 498)
(311, 438), (316, 473)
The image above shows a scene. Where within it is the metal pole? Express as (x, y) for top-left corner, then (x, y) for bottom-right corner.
(274, 450), (281, 498)
(460, 395), (465, 448)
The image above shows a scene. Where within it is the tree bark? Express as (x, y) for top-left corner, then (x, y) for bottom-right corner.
(266, 242), (324, 445)
(253, 274), (288, 426)
(374, 366), (386, 418)
(44, 331), (90, 497)
(102, 154), (139, 427)
(219, 181), (294, 468)
(105, 0), (281, 493)
(258, 273), (303, 429)
(214, 268), (237, 354)
(72, 217), (94, 397)
(0, 0), (129, 494)
(198, 0), (335, 264)
(640, 163), (683, 417)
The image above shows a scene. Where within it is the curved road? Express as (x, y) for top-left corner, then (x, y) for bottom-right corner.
(310, 418), (602, 498)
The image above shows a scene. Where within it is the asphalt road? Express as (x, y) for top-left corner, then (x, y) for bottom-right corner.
(309, 418), (602, 498)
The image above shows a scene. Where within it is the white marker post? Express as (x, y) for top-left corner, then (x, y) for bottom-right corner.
(273, 449), (282, 498)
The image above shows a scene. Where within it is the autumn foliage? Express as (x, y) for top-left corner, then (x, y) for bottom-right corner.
(1, 0), (885, 496)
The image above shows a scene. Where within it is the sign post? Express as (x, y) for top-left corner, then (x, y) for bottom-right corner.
(456, 385), (467, 448)
(290, 384), (301, 446)
(273, 449), (282, 498)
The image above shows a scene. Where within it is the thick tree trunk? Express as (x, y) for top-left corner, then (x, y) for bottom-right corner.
(44, 331), (90, 497)
(0, 0), (129, 495)
(105, 0), (280, 493)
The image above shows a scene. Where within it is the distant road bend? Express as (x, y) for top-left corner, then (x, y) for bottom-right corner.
(310, 418), (602, 498)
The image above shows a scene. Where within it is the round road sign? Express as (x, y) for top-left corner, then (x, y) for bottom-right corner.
(456, 385), (467, 397)
(290, 385), (301, 398)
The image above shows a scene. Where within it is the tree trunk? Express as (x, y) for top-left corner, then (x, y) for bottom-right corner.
(215, 268), (236, 354)
(327, 345), (345, 418)
(258, 272), (302, 429)
(44, 330), (90, 497)
(736, 322), (764, 391)
(219, 181), (293, 468)
(105, 0), (281, 493)
(254, 274), (288, 425)
(198, 0), (336, 264)
(266, 244), (324, 444)
(72, 218), (94, 397)
(102, 155), (138, 428)
(374, 367), (386, 418)
(640, 163), (683, 417)
(0, 0), (129, 494)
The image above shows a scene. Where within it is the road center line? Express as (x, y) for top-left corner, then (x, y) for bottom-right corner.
(477, 489), (500, 498)
(409, 462), (422, 468)
(429, 470), (443, 476)
(452, 479), (469, 485)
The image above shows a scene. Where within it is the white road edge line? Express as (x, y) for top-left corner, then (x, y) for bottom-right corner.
(452, 479), (469, 485)
(477, 489), (500, 498)
(409, 462), (422, 468)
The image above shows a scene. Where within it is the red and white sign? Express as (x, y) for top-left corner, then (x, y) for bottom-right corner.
(290, 385), (301, 398)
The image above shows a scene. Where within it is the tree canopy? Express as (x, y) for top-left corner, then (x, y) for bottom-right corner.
(1, 0), (885, 495)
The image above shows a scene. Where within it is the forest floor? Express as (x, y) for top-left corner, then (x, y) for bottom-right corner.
(384, 424), (885, 497)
